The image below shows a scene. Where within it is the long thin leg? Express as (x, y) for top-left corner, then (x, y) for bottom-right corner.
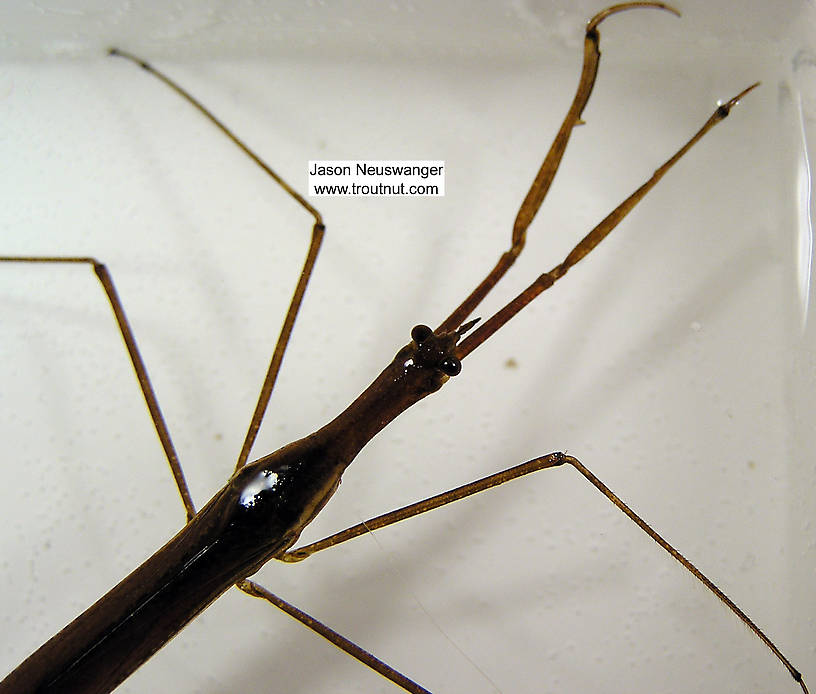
(6, 54), (329, 521)
(108, 49), (326, 472)
(281, 452), (808, 693)
(0, 255), (196, 520)
(236, 580), (432, 694)
(437, 1), (680, 334)
(282, 453), (566, 561)
(234, 223), (323, 470)
(455, 80), (759, 358)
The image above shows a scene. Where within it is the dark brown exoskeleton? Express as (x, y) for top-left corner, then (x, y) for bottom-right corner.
(0, 3), (808, 693)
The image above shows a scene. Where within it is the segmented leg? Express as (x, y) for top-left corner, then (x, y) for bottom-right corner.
(107, 48), (326, 473)
(237, 581), (432, 694)
(437, 1), (680, 334)
(280, 451), (807, 693)
(454, 81), (758, 358)
(0, 255), (196, 520)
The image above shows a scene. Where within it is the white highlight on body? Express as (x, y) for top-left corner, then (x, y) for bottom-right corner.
(240, 470), (280, 508)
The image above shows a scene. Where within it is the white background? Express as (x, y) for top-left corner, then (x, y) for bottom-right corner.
(1, 1), (814, 693)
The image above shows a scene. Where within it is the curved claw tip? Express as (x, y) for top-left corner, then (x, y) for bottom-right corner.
(734, 81), (761, 103)
(721, 81), (761, 111)
(588, 2), (681, 32)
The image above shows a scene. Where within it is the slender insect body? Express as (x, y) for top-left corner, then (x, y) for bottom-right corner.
(1, 3), (814, 692)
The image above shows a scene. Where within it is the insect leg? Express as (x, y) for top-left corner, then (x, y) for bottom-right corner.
(437, 1), (680, 334)
(281, 452), (808, 693)
(238, 580), (433, 694)
(0, 255), (195, 520)
(108, 49), (326, 473)
(455, 81), (758, 358)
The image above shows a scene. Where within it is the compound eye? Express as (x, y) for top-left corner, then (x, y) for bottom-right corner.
(411, 324), (433, 344)
(439, 356), (461, 377)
